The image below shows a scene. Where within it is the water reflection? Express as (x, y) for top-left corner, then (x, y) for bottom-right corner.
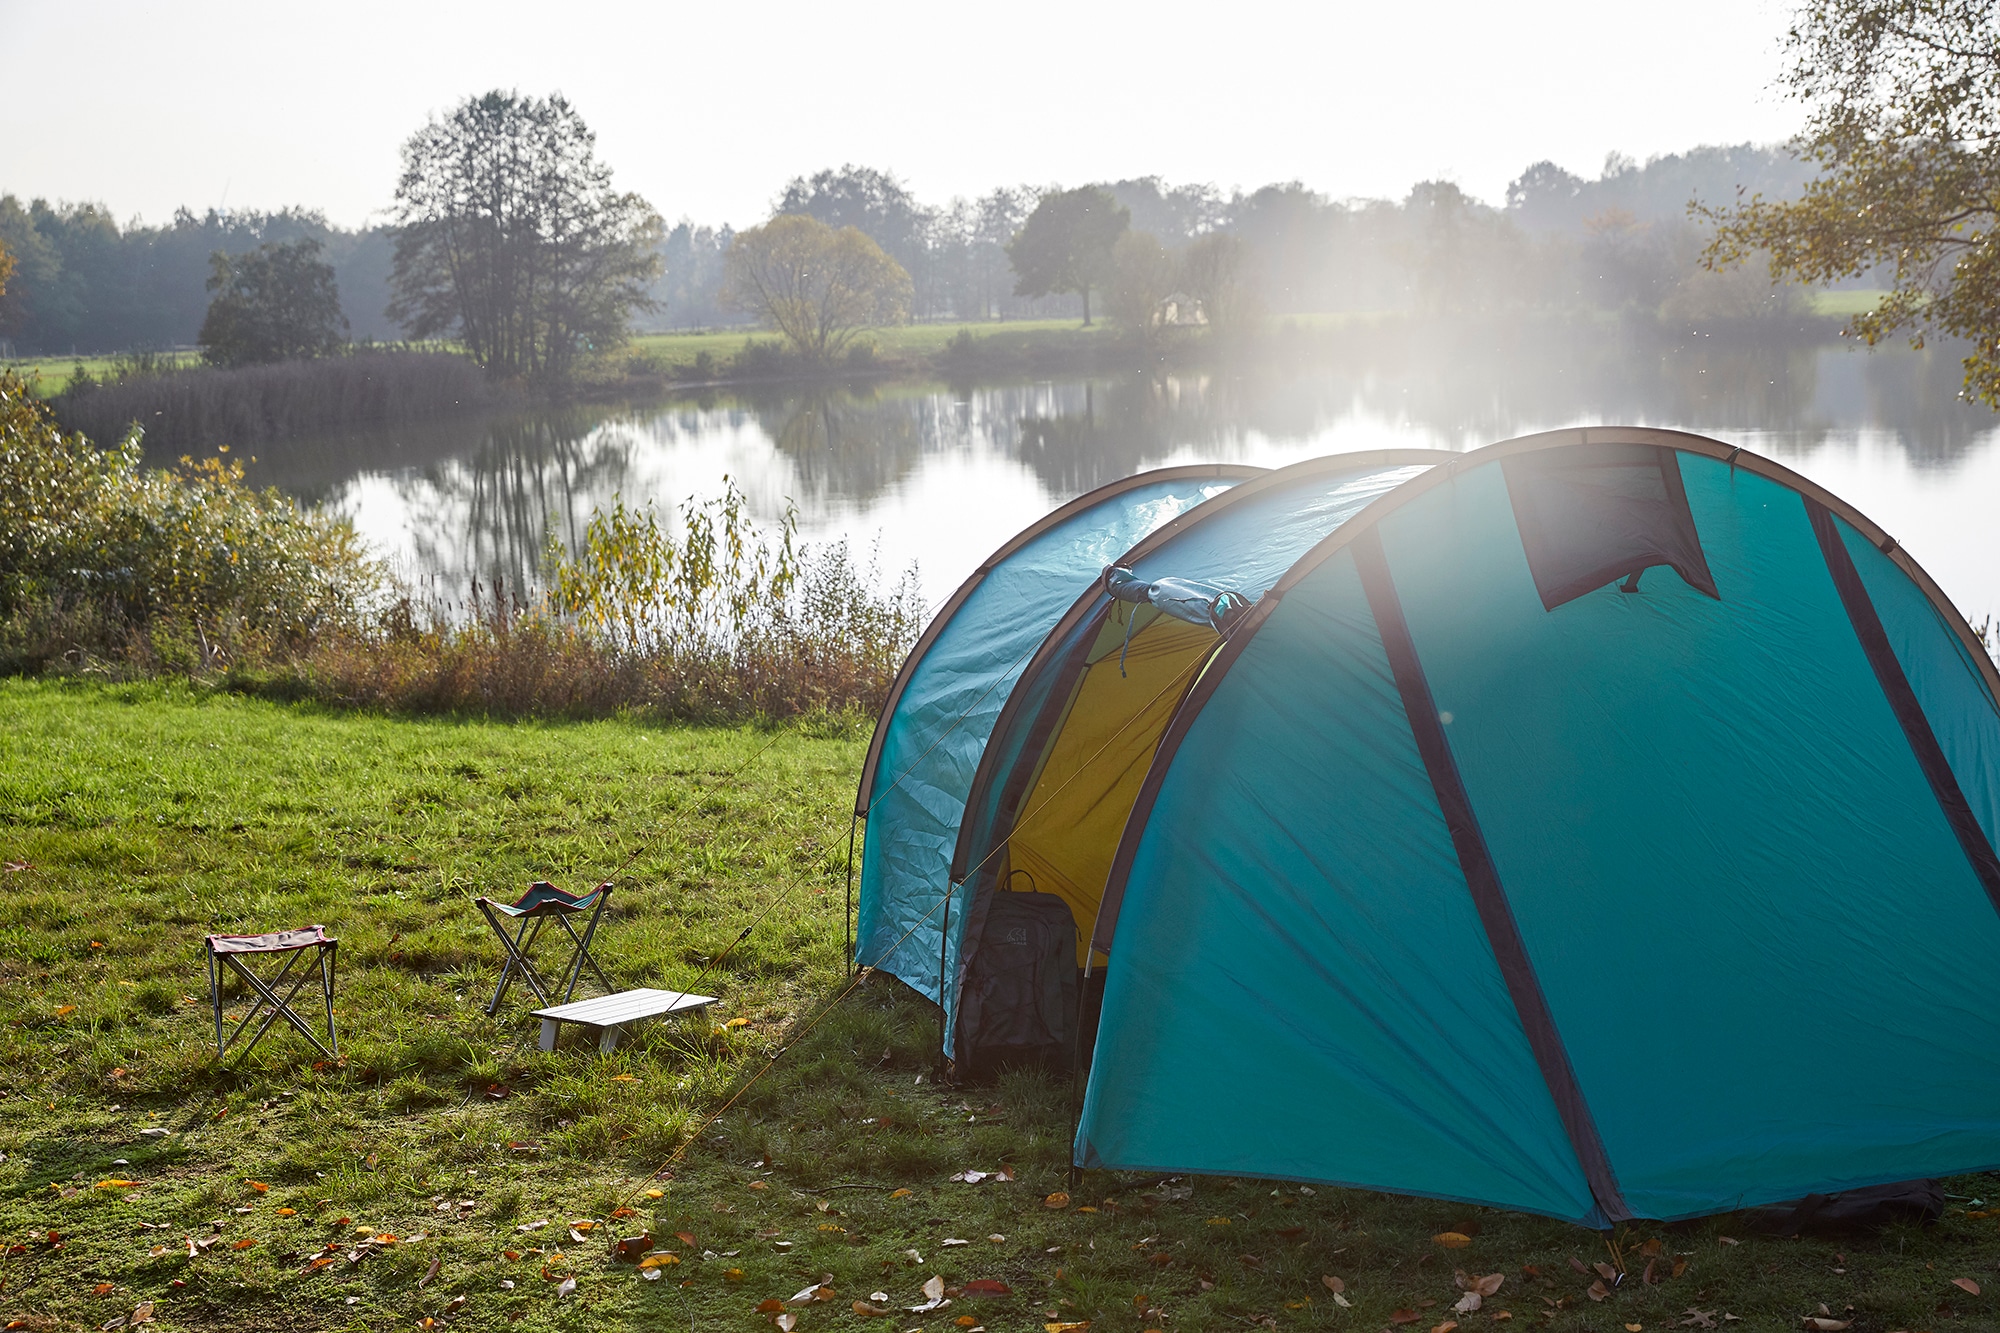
(267, 324), (2000, 627)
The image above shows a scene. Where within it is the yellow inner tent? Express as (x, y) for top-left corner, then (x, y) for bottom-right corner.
(1001, 603), (1220, 963)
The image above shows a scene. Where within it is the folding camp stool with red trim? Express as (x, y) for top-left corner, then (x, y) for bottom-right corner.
(475, 881), (615, 1016)
(204, 925), (339, 1064)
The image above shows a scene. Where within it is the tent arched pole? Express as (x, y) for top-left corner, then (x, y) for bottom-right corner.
(1090, 425), (2000, 958)
(850, 462), (1262, 818)
(944, 448), (1461, 885)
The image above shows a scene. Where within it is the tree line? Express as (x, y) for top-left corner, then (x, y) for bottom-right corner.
(3, 0), (1997, 401)
(0, 139), (1821, 364)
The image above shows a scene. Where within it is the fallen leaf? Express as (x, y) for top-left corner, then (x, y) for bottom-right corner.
(556, 1276), (576, 1298)
(746, 1180), (768, 1191)
(964, 1279), (1011, 1295)
(1681, 1311), (1718, 1330)
(56, 1004), (76, 1017)
(1044, 1192), (1071, 1209)
(1673, 1257), (1689, 1278)
(247, 1180), (269, 1192)
(853, 1300), (892, 1316)
(1434, 1232), (1473, 1248)
(1644, 1258), (1658, 1285)
(757, 1299), (786, 1314)
(1322, 1275), (1346, 1294)
(942, 1238), (969, 1247)
(639, 1253), (681, 1270)
(1587, 1280), (1610, 1302)
(1434, 1323), (1459, 1333)
(1455, 1293), (1483, 1314)
(1595, 1262), (1619, 1281)
(644, 1188), (664, 1199)
(611, 1074), (636, 1082)
(1042, 1324), (1090, 1333)
(910, 1273), (950, 1312)
(1718, 1236), (1738, 1246)
(1803, 1320), (1851, 1331)
(1954, 1278), (1982, 1295)
(1627, 1325), (1645, 1332)
(129, 1303), (153, 1325)
(725, 1017), (750, 1027)
(1205, 1217), (1231, 1226)
(232, 1238), (255, 1251)
(725, 1268), (744, 1281)
(276, 1207), (296, 1217)
(419, 1255), (440, 1288)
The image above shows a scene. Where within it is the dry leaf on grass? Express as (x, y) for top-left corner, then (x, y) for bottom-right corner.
(1953, 1278), (1982, 1295)
(1803, 1319), (1851, 1330)
(1433, 1232), (1473, 1248)
(1587, 1280), (1610, 1302)
(1322, 1275), (1346, 1294)
(909, 1274), (950, 1312)
(1043, 1192), (1071, 1209)
(1390, 1309), (1421, 1324)
(853, 1300), (892, 1316)
(964, 1280), (1010, 1295)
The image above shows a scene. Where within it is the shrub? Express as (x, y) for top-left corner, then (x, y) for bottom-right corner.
(0, 371), (382, 672)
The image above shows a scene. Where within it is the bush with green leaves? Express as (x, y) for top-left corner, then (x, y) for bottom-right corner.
(0, 370), (382, 670)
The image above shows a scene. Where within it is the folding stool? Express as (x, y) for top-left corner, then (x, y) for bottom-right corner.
(204, 925), (339, 1064)
(475, 881), (614, 1016)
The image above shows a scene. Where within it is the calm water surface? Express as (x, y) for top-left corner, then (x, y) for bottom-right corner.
(261, 330), (2000, 630)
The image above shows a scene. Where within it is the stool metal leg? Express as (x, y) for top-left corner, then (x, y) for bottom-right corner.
(228, 948), (337, 1064)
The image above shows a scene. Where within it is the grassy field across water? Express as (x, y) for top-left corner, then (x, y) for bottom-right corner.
(4, 679), (2000, 1332)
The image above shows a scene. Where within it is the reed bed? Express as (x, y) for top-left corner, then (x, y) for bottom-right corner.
(48, 349), (503, 454)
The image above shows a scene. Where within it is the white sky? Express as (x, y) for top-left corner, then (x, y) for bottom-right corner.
(0, 0), (1803, 230)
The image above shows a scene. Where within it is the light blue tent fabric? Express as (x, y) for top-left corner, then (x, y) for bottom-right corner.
(853, 473), (1243, 999)
(1077, 436), (2000, 1225)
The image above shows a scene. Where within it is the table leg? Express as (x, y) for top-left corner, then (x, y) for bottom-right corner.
(598, 1026), (621, 1054)
(539, 1018), (559, 1052)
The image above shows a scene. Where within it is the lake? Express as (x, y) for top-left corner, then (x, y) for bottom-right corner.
(258, 327), (2000, 632)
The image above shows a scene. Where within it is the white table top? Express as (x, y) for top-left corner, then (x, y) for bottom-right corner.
(532, 988), (717, 1026)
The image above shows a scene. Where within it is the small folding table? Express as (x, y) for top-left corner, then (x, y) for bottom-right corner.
(204, 924), (339, 1065)
(475, 881), (615, 1016)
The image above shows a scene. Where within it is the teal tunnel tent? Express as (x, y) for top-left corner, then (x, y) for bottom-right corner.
(852, 428), (2000, 1227)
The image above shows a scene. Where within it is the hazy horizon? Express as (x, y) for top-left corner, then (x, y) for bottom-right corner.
(1, 0), (1802, 229)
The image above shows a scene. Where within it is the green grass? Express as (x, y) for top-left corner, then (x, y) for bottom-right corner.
(1, 354), (203, 398)
(5, 679), (2000, 1332)
(1810, 289), (1891, 318)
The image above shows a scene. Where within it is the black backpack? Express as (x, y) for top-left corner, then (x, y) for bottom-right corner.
(955, 890), (1079, 1080)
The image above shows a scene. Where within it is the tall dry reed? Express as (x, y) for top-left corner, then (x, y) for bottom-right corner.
(50, 349), (502, 454)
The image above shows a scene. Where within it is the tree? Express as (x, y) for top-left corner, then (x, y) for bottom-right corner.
(1704, 0), (2000, 403)
(1007, 186), (1129, 324)
(0, 236), (13, 304)
(197, 237), (348, 366)
(722, 214), (912, 362)
(388, 91), (663, 383)
(1180, 231), (1257, 336)
(1106, 231), (1178, 340)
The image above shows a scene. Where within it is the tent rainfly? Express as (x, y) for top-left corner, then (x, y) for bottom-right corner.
(850, 428), (2000, 1227)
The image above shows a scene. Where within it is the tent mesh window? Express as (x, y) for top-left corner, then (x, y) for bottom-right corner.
(1501, 443), (1719, 611)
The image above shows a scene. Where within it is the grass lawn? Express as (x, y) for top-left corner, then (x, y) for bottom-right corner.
(624, 320), (1104, 370)
(1809, 290), (1890, 318)
(5, 680), (2000, 1332)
